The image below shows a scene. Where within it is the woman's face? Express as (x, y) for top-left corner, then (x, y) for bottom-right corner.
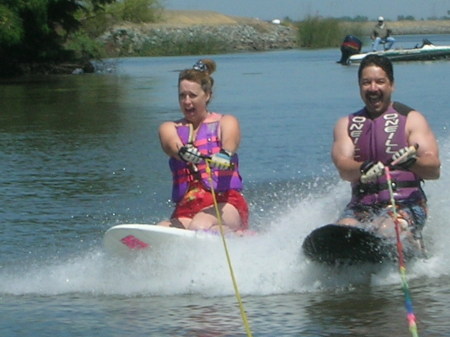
(178, 79), (210, 124)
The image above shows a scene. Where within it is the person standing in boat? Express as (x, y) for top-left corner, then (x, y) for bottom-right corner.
(371, 16), (395, 51)
(331, 54), (440, 250)
(157, 58), (249, 233)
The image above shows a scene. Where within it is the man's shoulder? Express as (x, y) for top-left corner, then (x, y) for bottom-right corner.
(393, 102), (414, 115)
(350, 107), (367, 116)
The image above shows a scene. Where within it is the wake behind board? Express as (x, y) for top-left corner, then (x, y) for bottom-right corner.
(103, 224), (218, 256)
(302, 224), (397, 265)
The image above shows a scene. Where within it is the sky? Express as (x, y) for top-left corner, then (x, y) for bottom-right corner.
(163, 0), (450, 21)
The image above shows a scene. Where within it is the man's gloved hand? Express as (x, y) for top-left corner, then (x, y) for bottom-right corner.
(210, 149), (233, 170)
(360, 161), (385, 184)
(178, 144), (203, 164)
(390, 145), (418, 170)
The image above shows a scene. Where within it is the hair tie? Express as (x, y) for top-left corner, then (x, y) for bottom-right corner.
(192, 60), (208, 72)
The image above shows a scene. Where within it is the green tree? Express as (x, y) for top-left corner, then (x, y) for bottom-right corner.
(0, 4), (23, 46)
(0, 0), (115, 76)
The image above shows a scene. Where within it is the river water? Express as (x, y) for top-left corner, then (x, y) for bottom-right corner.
(1, 34), (450, 336)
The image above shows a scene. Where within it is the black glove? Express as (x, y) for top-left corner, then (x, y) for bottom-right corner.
(360, 160), (385, 184)
(390, 145), (417, 170)
(178, 144), (203, 164)
(210, 149), (233, 170)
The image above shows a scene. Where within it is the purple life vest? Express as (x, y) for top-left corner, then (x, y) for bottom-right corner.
(169, 113), (243, 203)
(348, 102), (424, 205)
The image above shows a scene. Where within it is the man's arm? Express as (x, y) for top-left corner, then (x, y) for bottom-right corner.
(406, 110), (440, 179)
(370, 29), (377, 40)
(331, 116), (362, 182)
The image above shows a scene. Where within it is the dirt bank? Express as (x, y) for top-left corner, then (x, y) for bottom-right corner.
(159, 10), (273, 26)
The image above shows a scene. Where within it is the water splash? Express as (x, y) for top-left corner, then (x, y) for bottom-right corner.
(1, 140), (449, 297)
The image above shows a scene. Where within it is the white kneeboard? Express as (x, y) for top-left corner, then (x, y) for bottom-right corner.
(103, 224), (218, 255)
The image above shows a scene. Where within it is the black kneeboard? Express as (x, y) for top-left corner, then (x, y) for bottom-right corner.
(302, 224), (397, 265)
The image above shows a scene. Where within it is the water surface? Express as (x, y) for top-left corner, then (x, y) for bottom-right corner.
(1, 34), (450, 336)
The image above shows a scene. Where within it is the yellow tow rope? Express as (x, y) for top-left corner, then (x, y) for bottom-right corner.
(205, 159), (253, 337)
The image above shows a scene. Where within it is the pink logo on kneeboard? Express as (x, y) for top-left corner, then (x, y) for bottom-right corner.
(121, 235), (149, 249)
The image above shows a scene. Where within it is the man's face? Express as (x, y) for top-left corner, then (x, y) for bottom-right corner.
(359, 65), (394, 116)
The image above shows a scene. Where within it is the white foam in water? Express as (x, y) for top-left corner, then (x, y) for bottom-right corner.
(1, 140), (449, 297)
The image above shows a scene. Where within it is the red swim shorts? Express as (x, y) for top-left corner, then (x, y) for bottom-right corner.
(171, 182), (249, 230)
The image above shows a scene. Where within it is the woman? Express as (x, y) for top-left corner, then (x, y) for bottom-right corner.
(157, 59), (249, 233)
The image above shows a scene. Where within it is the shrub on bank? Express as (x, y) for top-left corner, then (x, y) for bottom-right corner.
(297, 16), (364, 48)
(69, 0), (162, 58)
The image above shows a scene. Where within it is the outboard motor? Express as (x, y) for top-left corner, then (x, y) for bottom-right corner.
(338, 35), (362, 65)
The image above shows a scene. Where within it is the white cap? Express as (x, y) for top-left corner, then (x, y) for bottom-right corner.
(378, 16), (384, 21)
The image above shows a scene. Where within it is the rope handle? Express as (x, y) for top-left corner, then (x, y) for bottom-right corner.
(201, 153), (235, 170)
(390, 144), (419, 167)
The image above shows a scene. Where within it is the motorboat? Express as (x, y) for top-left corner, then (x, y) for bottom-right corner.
(347, 39), (450, 64)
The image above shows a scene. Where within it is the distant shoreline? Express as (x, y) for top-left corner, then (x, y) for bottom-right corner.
(6, 11), (450, 77)
(98, 12), (450, 61)
(158, 10), (450, 35)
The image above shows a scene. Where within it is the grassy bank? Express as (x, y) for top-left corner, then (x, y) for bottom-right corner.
(297, 17), (363, 48)
(263, 16), (450, 48)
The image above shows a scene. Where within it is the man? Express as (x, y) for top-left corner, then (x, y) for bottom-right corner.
(371, 16), (395, 51)
(331, 54), (440, 250)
